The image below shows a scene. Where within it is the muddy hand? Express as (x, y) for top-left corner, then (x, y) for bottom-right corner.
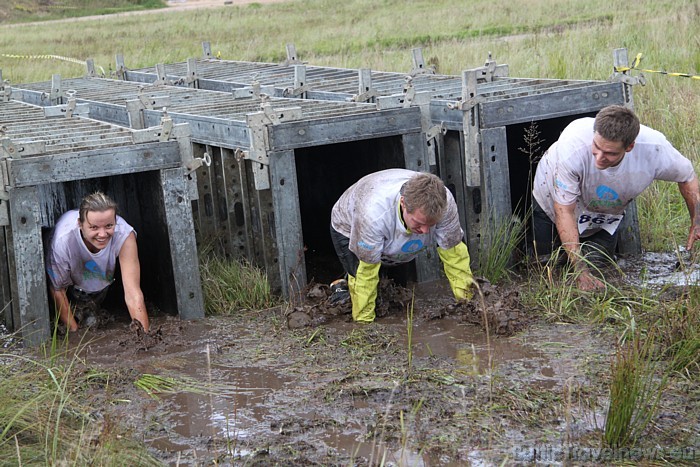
(686, 221), (700, 250)
(577, 269), (605, 291)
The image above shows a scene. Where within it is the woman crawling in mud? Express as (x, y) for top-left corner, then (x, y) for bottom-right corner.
(45, 191), (150, 333)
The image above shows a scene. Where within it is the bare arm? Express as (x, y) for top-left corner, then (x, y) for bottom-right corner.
(553, 201), (605, 291)
(50, 287), (78, 332)
(119, 232), (150, 332)
(678, 176), (700, 250)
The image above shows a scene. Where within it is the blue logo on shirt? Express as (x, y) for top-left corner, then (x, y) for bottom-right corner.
(401, 239), (424, 253)
(596, 185), (619, 201)
(358, 240), (375, 251)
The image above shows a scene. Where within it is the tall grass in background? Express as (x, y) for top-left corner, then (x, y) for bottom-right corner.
(1, 0), (697, 251)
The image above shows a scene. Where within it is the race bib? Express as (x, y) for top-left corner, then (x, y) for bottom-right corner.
(577, 211), (623, 235)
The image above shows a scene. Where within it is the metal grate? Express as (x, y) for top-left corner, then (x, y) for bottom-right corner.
(0, 100), (136, 155)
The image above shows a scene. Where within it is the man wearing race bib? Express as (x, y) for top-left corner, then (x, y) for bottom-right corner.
(532, 105), (700, 291)
(330, 169), (474, 323)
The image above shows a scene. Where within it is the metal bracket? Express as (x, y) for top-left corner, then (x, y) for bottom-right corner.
(50, 74), (63, 105)
(186, 151), (211, 175)
(244, 103), (303, 190)
(138, 87), (171, 109)
(0, 137), (45, 159)
(425, 123), (446, 142)
(115, 54), (127, 80)
(281, 43), (306, 66)
(232, 80), (276, 100)
(409, 47), (436, 76)
(283, 64), (309, 98)
(155, 64), (172, 86)
(353, 69), (378, 103)
(183, 58), (199, 88)
(202, 41), (213, 59)
(131, 113), (189, 144)
(1, 78), (11, 102)
(43, 97), (90, 118)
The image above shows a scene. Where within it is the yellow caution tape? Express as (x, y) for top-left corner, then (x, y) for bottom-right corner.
(0, 53), (105, 76)
(615, 53), (700, 80)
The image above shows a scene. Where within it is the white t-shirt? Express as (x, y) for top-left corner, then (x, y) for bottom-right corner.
(46, 209), (135, 293)
(331, 169), (464, 265)
(532, 118), (695, 236)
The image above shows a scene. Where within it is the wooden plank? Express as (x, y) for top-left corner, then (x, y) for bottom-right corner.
(160, 167), (205, 320)
(266, 109), (423, 151)
(269, 150), (305, 300)
(8, 142), (182, 187)
(8, 186), (50, 346)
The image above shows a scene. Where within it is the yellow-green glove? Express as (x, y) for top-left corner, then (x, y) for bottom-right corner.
(348, 260), (381, 323)
(437, 242), (474, 300)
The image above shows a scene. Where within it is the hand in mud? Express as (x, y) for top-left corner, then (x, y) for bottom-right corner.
(686, 221), (700, 251)
(576, 269), (605, 291)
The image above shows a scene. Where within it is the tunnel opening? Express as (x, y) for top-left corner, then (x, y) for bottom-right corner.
(294, 136), (415, 286)
(504, 112), (598, 255)
(39, 172), (178, 326)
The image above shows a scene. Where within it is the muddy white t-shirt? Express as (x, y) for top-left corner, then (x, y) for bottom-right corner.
(46, 209), (135, 293)
(331, 169), (464, 265)
(532, 118), (695, 236)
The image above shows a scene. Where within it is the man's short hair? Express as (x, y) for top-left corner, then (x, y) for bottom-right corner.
(79, 191), (118, 222)
(401, 172), (447, 222)
(593, 105), (640, 148)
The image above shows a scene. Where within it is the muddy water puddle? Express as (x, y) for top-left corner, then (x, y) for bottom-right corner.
(56, 277), (617, 465)
(618, 251), (700, 287)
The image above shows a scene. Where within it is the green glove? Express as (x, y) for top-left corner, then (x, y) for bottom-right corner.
(437, 242), (474, 300)
(348, 260), (381, 323)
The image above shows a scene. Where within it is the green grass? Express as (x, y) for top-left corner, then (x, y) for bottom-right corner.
(199, 253), (279, 314)
(0, 352), (160, 465)
(604, 332), (667, 448)
(0, 0), (166, 24)
(1, 0), (696, 251)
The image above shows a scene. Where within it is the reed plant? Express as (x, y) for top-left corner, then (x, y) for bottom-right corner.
(199, 253), (279, 315)
(603, 331), (667, 448)
(478, 211), (526, 284)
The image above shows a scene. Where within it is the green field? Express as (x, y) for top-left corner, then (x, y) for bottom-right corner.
(1, 0), (698, 250)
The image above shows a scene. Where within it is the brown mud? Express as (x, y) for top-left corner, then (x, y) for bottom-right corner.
(4, 252), (700, 465)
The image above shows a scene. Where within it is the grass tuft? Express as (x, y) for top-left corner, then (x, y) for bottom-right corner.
(199, 253), (279, 315)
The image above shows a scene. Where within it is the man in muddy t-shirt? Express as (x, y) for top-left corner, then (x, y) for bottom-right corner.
(532, 105), (700, 291)
(330, 169), (474, 323)
(46, 191), (150, 333)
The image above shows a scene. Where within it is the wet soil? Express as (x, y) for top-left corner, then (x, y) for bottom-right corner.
(5, 253), (700, 465)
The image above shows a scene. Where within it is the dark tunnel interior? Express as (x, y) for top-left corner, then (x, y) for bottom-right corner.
(294, 136), (409, 285)
(39, 172), (177, 321)
(505, 112), (597, 254)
